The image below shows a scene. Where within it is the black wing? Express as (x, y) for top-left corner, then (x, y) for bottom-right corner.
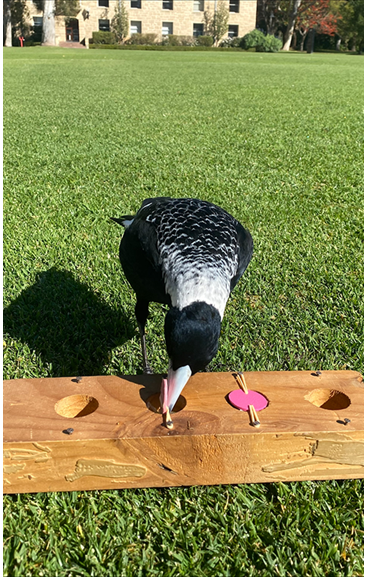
(230, 222), (253, 292)
(117, 199), (172, 306)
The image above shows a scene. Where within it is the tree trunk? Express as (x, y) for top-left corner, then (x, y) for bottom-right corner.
(306, 28), (316, 53)
(3, 0), (12, 47)
(42, 0), (56, 46)
(282, 0), (302, 51)
(299, 30), (307, 52)
(336, 37), (341, 51)
(291, 31), (297, 49)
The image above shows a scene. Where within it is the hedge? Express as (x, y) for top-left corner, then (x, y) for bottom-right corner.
(89, 44), (243, 51)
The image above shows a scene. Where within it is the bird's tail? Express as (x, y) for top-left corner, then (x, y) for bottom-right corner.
(110, 216), (135, 228)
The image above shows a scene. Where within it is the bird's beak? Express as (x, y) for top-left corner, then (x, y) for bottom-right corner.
(160, 365), (191, 413)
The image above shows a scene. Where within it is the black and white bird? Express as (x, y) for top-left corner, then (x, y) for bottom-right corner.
(111, 197), (253, 418)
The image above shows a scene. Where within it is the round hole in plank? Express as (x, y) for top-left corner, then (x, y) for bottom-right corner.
(55, 395), (99, 418)
(305, 389), (350, 411)
(146, 393), (186, 414)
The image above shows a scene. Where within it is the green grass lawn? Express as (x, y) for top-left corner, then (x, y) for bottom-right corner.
(3, 47), (363, 576)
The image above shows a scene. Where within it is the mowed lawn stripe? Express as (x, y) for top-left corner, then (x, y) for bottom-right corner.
(3, 48), (363, 577)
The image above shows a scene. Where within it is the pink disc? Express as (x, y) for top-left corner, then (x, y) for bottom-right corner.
(228, 389), (268, 412)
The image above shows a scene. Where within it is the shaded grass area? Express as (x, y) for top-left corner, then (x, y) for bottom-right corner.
(3, 48), (364, 576)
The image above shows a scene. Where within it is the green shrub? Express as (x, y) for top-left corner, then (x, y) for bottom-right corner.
(161, 34), (196, 46)
(179, 35), (196, 46)
(196, 35), (214, 47)
(220, 36), (241, 48)
(92, 31), (116, 45)
(126, 33), (157, 45)
(89, 44), (242, 51)
(240, 29), (266, 50)
(256, 34), (282, 52)
(162, 34), (180, 46)
(240, 29), (282, 52)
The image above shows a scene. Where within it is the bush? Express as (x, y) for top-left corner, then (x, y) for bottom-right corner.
(89, 44), (243, 51)
(240, 29), (282, 52)
(161, 34), (196, 47)
(126, 33), (157, 45)
(220, 36), (241, 48)
(240, 29), (266, 50)
(256, 34), (282, 52)
(92, 31), (116, 45)
(196, 35), (214, 47)
(162, 34), (180, 46)
(179, 35), (196, 46)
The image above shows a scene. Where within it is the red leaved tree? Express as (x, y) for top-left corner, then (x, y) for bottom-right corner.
(296, 0), (338, 51)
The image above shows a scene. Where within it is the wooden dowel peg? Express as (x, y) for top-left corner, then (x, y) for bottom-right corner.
(164, 407), (174, 429)
(249, 404), (260, 428)
(237, 372), (248, 394)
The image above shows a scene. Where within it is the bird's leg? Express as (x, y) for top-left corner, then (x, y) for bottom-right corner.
(135, 299), (153, 374)
(138, 324), (153, 375)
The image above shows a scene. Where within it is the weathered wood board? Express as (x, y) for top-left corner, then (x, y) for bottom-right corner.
(3, 370), (363, 493)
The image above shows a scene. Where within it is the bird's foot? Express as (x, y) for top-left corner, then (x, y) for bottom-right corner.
(143, 363), (153, 375)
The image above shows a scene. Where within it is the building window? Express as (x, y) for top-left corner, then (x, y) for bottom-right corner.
(130, 20), (142, 34)
(229, 0), (240, 13)
(162, 22), (173, 35)
(193, 23), (204, 37)
(99, 19), (110, 31)
(131, 0), (141, 7)
(193, 0), (204, 10)
(98, 0), (109, 7)
(228, 24), (239, 38)
(162, 1), (173, 10)
(33, 16), (43, 28)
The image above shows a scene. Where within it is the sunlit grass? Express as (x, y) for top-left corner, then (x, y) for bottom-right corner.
(3, 47), (363, 576)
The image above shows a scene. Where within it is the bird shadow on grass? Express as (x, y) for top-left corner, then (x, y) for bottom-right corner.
(3, 267), (135, 378)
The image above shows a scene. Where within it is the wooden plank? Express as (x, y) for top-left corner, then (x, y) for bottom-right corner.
(3, 370), (363, 493)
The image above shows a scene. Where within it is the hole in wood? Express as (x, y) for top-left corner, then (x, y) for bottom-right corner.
(55, 395), (99, 418)
(146, 393), (186, 414)
(305, 389), (351, 411)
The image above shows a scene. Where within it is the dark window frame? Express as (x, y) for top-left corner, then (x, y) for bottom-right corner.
(228, 24), (239, 38)
(33, 16), (43, 27)
(98, 0), (109, 7)
(162, 21), (173, 35)
(229, 0), (240, 13)
(193, 23), (204, 37)
(130, 20), (142, 34)
(98, 19), (110, 31)
(193, 0), (204, 11)
(163, 0), (173, 10)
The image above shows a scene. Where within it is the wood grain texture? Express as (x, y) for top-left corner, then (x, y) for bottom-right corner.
(3, 370), (364, 493)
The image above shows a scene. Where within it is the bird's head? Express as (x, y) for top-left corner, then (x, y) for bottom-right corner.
(160, 302), (221, 412)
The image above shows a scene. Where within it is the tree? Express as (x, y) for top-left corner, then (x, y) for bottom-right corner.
(42, 0), (55, 45)
(256, 0), (290, 36)
(31, 0), (80, 45)
(55, 0), (80, 18)
(3, 0), (12, 46)
(204, 0), (229, 46)
(337, 0), (364, 51)
(14, 0), (30, 32)
(282, 0), (302, 50)
(111, 0), (129, 44)
(295, 0), (338, 51)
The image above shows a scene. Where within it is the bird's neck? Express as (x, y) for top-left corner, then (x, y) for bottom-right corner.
(166, 270), (230, 319)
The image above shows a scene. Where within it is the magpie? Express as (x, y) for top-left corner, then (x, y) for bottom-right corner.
(111, 197), (253, 418)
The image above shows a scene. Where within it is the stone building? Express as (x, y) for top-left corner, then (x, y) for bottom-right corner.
(26, 0), (257, 46)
